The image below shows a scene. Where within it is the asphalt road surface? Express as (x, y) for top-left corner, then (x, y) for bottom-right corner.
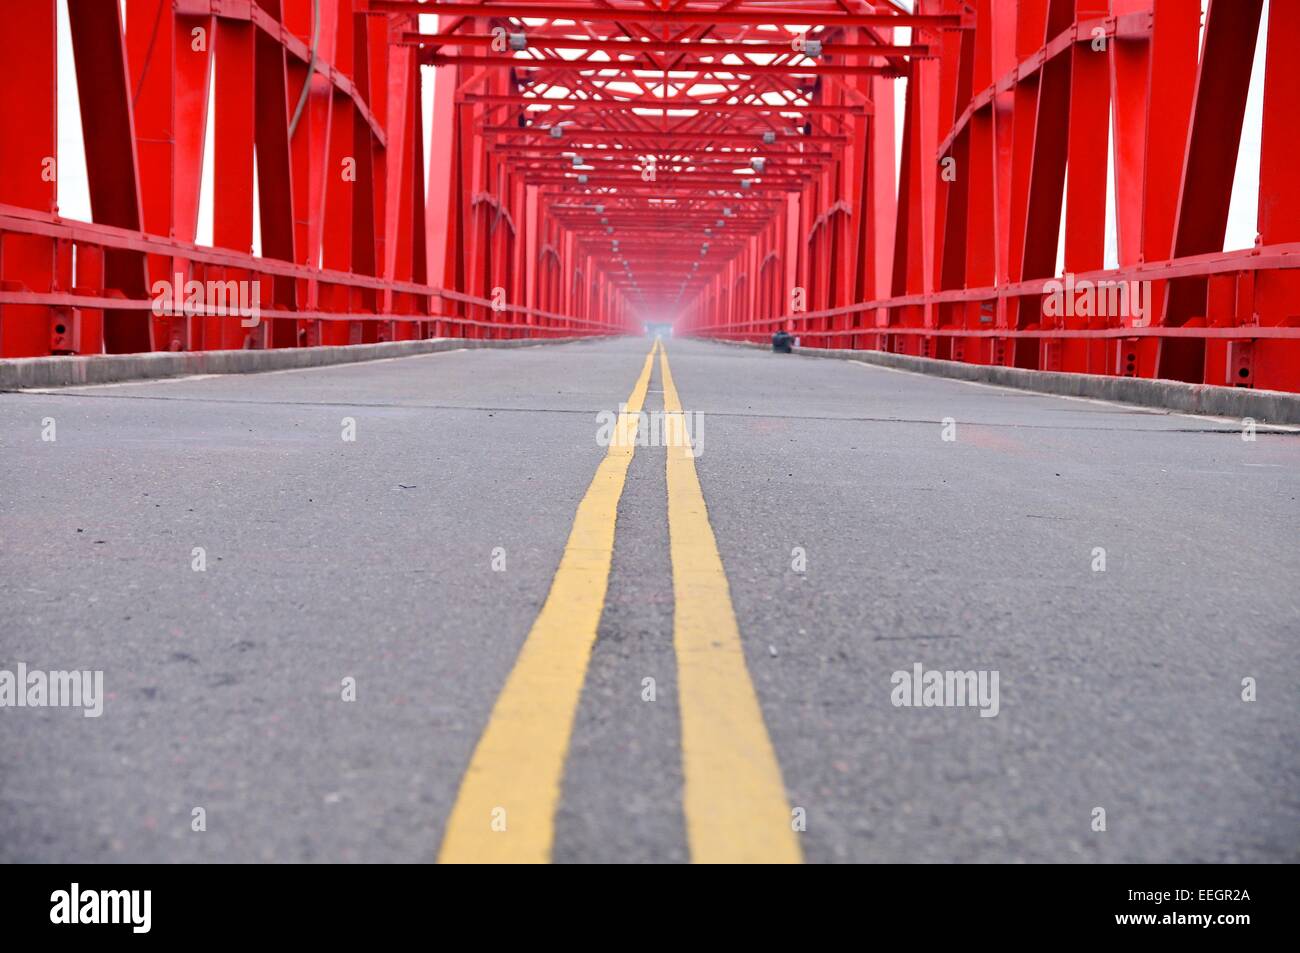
(2, 336), (1297, 863)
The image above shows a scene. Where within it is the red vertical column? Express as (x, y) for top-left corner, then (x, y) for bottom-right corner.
(1252, 0), (1300, 392)
(0, 0), (62, 357)
(68, 0), (151, 353)
(1058, 1), (1110, 376)
(1160, 0), (1263, 384)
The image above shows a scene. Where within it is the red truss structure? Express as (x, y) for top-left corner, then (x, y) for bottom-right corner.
(0, 0), (629, 357)
(0, 1), (1296, 394)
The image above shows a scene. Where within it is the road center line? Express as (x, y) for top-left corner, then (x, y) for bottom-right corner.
(437, 340), (658, 863)
(660, 344), (803, 864)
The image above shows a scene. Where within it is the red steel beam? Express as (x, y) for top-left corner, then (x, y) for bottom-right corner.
(462, 93), (867, 115)
(402, 32), (934, 58)
(425, 53), (905, 77)
(372, 2), (968, 30)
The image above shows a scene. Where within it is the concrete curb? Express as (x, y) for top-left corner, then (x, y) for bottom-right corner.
(0, 336), (591, 390)
(709, 338), (1300, 426)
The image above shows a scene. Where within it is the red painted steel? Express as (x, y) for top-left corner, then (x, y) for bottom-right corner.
(2, 1), (1296, 395)
(0, 0), (629, 360)
(667, 0), (1300, 393)
(394, 0), (954, 343)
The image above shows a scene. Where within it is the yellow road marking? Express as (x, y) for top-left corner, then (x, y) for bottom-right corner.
(437, 339), (659, 864)
(659, 345), (803, 864)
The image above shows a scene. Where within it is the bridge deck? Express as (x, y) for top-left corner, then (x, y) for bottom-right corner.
(1, 337), (1296, 862)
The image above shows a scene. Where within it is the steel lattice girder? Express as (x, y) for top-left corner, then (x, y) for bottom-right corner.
(1, 1), (1295, 396)
(0, 0), (627, 359)
(670, 0), (1300, 394)
(406, 0), (960, 321)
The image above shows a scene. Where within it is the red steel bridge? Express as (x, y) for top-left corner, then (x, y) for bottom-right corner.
(0, 0), (1296, 391)
(1, 1), (1299, 869)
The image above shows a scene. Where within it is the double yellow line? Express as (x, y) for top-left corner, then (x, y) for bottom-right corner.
(438, 339), (800, 864)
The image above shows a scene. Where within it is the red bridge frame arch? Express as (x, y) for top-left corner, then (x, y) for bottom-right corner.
(1, 1), (1296, 393)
